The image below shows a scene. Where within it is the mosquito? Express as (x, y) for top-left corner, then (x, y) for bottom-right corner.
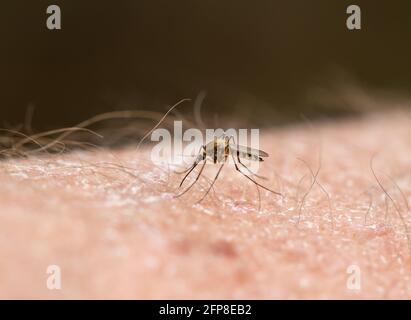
(174, 134), (282, 203)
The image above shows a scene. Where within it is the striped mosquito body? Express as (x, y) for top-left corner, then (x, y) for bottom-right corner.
(203, 136), (266, 164)
(175, 134), (281, 206)
(204, 136), (230, 164)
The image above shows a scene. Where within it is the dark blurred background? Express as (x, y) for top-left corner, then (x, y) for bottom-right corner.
(1, 0), (411, 130)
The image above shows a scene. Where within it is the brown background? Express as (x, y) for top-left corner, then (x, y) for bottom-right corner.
(1, 0), (410, 129)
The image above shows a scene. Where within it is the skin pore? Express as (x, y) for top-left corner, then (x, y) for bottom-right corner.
(0, 110), (411, 299)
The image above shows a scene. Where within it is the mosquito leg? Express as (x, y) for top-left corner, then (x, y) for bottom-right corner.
(230, 151), (282, 196)
(174, 165), (195, 175)
(197, 162), (225, 204)
(179, 161), (199, 188)
(178, 146), (205, 187)
(174, 159), (207, 198)
(227, 136), (266, 180)
(174, 153), (201, 174)
(200, 174), (219, 201)
(237, 155), (267, 180)
(255, 176), (262, 212)
(231, 152), (261, 211)
(195, 177), (217, 206)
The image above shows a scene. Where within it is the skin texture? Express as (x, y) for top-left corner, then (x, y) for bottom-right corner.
(1, 110), (411, 299)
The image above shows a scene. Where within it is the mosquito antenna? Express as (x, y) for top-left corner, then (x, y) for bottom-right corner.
(136, 98), (191, 151)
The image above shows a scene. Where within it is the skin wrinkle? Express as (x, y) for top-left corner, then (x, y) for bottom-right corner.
(0, 110), (411, 298)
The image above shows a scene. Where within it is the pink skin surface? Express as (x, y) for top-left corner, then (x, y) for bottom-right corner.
(0, 110), (411, 299)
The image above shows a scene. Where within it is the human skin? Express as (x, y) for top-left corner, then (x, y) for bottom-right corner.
(0, 110), (411, 299)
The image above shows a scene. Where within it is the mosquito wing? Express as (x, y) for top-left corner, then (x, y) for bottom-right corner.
(230, 144), (269, 161)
